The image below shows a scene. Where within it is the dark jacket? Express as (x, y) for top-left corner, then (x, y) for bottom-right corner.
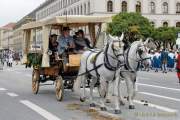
(74, 37), (93, 50)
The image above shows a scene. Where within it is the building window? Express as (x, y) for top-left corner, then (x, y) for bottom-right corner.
(84, 3), (87, 15)
(176, 22), (180, 27)
(136, 1), (141, 13)
(77, 6), (79, 15)
(71, 9), (73, 15)
(163, 22), (168, 27)
(68, 0), (70, 5)
(88, 2), (90, 14)
(150, 2), (155, 13)
(150, 21), (155, 27)
(74, 7), (76, 15)
(176, 3), (180, 13)
(162, 2), (168, 14)
(122, 1), (127, 12)
(81, 5), (83, 15)
(107, 0), (113, 12)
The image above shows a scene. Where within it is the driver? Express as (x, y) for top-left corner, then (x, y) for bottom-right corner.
(58, 27), (75, 63)
(58, 27), (75, 54)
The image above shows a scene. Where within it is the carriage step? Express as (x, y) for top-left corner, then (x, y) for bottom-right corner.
(40, 83), (54, 86)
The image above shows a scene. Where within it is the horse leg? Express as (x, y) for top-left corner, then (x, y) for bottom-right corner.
(118, 79), (125, 106)
(112, 81), (115, 96)
(99, 77), (107, 111)
(114, 78), (121, 114)
(104, 82), (111, 103)
(80, 75), (87, 102)
(132, 78), (137, 100)
(126, 78), (135, 109)
(89, 76), (97, 107)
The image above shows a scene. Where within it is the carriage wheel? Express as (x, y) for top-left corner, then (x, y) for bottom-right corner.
(55, 76), (64, 101)
(32, 70), (40, 94)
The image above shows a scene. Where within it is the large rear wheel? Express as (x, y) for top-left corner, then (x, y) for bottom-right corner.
(32, 70), (40, 94)
(55, 76), (64, 101)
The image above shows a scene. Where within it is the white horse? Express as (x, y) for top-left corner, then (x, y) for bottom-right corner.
(74, 33), (125, 114)
(106, 38), (151, 110)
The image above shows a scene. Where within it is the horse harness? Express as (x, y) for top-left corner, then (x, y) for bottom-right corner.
(79, 42), (124, 81)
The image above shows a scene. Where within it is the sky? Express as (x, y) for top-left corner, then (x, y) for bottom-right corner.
(0, 0), (46, 26)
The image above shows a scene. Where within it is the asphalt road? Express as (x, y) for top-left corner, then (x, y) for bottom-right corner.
(0, 64), (180, 120)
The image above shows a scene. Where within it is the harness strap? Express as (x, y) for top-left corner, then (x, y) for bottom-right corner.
(93, 51), (102, 79)
(104, 44), (117, 71)
(86, 52), (92, 74)
(78, 63), (103, 76)
(124, 47), (131, 70)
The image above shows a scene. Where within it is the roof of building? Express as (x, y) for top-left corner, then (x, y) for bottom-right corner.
(1, 23), (16, 30)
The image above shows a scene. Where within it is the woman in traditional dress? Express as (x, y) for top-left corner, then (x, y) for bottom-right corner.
(153, 50), (161, 72)
(167, 50), (175, 72)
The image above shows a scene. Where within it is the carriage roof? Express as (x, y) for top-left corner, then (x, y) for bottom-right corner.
(20, 15), (112, 30)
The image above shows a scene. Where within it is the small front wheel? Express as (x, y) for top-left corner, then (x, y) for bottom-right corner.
(55, 76), (64, 101)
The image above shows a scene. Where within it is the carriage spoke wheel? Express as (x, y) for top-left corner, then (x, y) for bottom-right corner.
(32, 70), (40, 94)
(55, 76), (64, 101)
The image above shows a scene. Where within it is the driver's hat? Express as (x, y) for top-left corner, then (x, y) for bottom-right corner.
(62, 27), (71, 31)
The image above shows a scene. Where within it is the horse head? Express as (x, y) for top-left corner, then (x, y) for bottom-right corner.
(108, 33), (124, 53)
(136, 38), (151, 66)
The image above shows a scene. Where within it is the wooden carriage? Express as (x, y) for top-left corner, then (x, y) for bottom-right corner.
(20, 15), (111, 101)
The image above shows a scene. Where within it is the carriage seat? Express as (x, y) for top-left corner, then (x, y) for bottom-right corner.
(67, 54), (82, 67)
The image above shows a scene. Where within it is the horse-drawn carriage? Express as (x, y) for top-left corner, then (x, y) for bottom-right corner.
(20, 15), (111, 101)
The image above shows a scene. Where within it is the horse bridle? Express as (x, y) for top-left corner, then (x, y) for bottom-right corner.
(104, 40), (124, 71)
(124, 43), (150, 71)
(136, 44), (151, 62)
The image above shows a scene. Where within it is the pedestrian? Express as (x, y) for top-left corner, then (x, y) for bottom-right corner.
(176, 50), (180, 83)
(8, 52), (13, 67)
(153, 50), (161, 72)
(160, 49), (168, 73)
(167, 50), (175, 72)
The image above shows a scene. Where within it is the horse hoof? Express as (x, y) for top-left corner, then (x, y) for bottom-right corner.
(120, 101), (125, 106)
(80, 97), (86, 102)
(129, 105), (135, 109)
(100, 107), (107, 111)
(105, 99), (111, 103)
(90, 103), (96, 107)
(114, 109), (121, 114)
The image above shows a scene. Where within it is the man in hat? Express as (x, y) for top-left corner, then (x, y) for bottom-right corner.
(58, 27), (75, 54)
(58, 27), (75, 66)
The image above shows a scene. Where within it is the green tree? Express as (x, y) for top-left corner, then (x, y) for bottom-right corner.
(152, 27), (180, 49)
(107, 12), (153, 42)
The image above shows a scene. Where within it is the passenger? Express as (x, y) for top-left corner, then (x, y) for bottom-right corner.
(74, 29), (93, 52)
(49, 34), (60, 61)
(58, 27), (75, 64)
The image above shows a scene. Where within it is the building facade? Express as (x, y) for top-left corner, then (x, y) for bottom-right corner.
(35, 0), (180, 27)
(0, 23), (16, 50)
(13, 16), (35, 54)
